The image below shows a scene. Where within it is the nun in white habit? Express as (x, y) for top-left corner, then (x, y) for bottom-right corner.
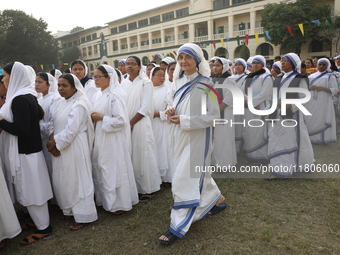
(150, 66), (173, 185)
(158, 43), (227, 245)
(242, 55), (273, 163)
(121, 56), (161, 199)
(48, 73), (97, 230)
(304, 58), (337, 144)
(267, 53), (315, 179)
(91, 64), (139, 214)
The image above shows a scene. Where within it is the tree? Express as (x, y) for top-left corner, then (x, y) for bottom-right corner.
(0, 10), (59, 66)
(261, 0), (332, 56)
(318, 15), (340, 56)
(70, 26), (84, 33)
(60, 46), (80, 64)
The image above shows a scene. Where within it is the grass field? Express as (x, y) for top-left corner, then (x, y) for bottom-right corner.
(2, 135), (340, 255)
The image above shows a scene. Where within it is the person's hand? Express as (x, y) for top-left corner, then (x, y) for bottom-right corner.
(165, 106), (175, 117)
(169, 115), (180, 124)
(91, 112), (104, 122)
(46, 140), (60, 157)
(309, 85), (317, 91)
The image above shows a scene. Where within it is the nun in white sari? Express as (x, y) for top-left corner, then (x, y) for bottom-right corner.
(151, 67), (173, 185)
(304, 58), (337, 144)
(267, 53), (314, 179)
(91, 65), (139, 214)
(36, 73), (62, 186)
(49, 74), (97, 230)
(242, 55), (273, 162)
(121, 56), (161, 198)
(158, 43), (227, 245)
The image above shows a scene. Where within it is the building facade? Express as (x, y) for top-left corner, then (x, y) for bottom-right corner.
(57, 0), (339, 75)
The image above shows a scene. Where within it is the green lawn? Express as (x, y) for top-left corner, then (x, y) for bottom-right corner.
(2, 136), (340, 255)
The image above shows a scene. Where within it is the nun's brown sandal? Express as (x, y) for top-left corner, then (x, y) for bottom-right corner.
(21, 221), (36, 230)
(69, 222), (88, 231)
(20, 232), (51, 245)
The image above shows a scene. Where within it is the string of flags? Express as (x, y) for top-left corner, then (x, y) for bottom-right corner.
(206, 16), (334, 49)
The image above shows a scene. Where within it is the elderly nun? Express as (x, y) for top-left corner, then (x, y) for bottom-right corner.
(159, 43), (227, 245)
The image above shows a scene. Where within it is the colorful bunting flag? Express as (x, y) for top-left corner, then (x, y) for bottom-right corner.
(286, 26), (294, 36)
(265, 31), (271, 40)
(276, 28), (281, 37)
(326, 17), (333, 29)
(212, 41), (216, 49)
(255, 33), (259, 44)
(226, 37), (231, 41)
(236, 36), (240, 46)
(40, 65), (44, 70)
(220, 39), (225, 48)
(298, 24), (304, 36)
(173, 51), (177, 55)
(312, 20), (321, 26)
(245, 34), (249, 45)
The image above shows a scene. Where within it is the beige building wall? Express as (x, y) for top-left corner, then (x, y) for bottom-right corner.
(57, 0), (338, 74)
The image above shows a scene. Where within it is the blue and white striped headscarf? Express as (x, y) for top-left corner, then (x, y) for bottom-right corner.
(272, 61), (282, 71)
(246, 57), (254, 68)
(252, 55), (266, 70)
(235, 58), (247, 70)
(174, 43), (210, 78)
(282, 53), (301, 73)
(119, 59), (126, 65)
(317, 58), (331, 72)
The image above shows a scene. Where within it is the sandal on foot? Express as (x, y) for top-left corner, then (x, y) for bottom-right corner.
(20, 232), (51, 245)
(139, 193), (155, 202)
(208, 203), (228, 216)
(21, 222), (36, 230)
(69, 222), (87, 231)
(265, 175), (276, 181)
(158, 230), (179, 245)
(112, 210), (125, 215)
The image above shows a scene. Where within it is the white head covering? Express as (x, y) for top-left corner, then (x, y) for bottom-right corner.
(234, 58), (248, 74)
(246, 57), (254, 68)
(0, 62), (38, 181)
(119, 59), (126, 65)
(252, 55), (266, 70)
(216, 57), (230, 74)
(282, 53), (301, 73)
(272, 61), (282, 72)
(55, 69), (62, 80)
(210, 56), (219, 62)
(25, 65), (36, 86)
(101, 64), (126, 97)
(317, 58), (331, 72)
(71, 60), (88, 79)
(174, 43), (210, 79)
(161, 57), (175, 65)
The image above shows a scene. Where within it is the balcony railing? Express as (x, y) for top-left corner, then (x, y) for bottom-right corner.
(233, 29), (250, 37)
(213, 32), (229, 40)
(194, 35), (208, 42)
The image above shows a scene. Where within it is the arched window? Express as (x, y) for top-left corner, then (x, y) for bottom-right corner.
(255, 43), (273, 56)
(215, 47), (229, 58)
(234, 45), (250, 60)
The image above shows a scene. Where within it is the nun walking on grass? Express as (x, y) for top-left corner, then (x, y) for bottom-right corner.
(158, 43), (227, 245)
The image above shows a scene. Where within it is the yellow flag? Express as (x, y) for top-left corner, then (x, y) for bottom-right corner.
(298, 24), (304, 36)
(41, 65), (44, 70)
(220, 39), (225, 48)
(255, 33), (259, 44)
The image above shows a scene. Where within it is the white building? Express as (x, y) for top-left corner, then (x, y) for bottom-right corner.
(57, 0), (339, 75)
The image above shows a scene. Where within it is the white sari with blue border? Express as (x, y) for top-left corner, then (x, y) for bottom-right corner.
(169, 72), (221, 238)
